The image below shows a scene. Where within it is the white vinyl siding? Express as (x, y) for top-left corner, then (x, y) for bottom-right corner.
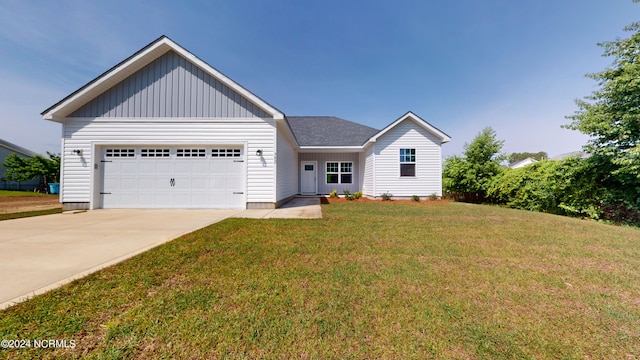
(275, 123), (298, 203)
(373, 119), (443, 197)
(61, 118), (276, 206)
(361, 145), (375, 197)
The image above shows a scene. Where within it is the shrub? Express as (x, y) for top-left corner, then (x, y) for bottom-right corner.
(381, 192), (393, 201)
(428, 193), (439, 200)
(343, 189), (354, 200)
(412, 195), (420, 202)
(329, 189), (338, 198)
(353, 191), (362, 200)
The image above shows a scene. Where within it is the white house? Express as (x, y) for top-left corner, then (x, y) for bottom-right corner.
(42, 36), (450, 210)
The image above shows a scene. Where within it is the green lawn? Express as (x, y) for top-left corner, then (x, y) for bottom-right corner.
(0, 190), (50, 197)
(1, 202), (639, 359)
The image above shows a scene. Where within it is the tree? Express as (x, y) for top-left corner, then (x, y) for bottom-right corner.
(565, 20), (640, 180)
(508, 151), (547, 165)
(2, 152), (60, 186)
(443, 127), (505, 202)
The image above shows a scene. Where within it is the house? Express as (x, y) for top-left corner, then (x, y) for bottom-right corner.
(42, 36), (450, 211)
(0, 139), (41, 191)
(550, 151), (589, 161)
(509, 157), (538, 169)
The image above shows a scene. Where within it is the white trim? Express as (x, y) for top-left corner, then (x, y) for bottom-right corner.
(324, 160), (354, 185)
(367, 111), (451, 144)
(43, 37), (284, 121)
(298, 146), (363, 153)
(66, 117), (277, 123)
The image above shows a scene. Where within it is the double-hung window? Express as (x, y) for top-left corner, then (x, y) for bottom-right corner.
(326, 162), (353, 184)
(400, 148), (416, 177)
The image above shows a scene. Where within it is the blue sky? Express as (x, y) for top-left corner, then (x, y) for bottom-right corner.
(0, 0), (637, 158)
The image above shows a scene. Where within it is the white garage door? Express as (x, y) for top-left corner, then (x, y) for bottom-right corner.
(100, 146), (246, 209)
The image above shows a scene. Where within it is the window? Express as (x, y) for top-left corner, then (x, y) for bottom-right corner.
(326, 161), (352, 184)
(341, 162), (352, 184)
(141, 149), (170, 157)
(400, 148), (416, 177)
(177, 149), (206, 157)
(211, 148), (241, 157)
(105, 148), (135, 157)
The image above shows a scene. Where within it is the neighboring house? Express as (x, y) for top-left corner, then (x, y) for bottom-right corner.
(550, 151), (589, 161)
(0, 139), (42, 191)
(42, 36), (450, 211)
(509, 157), (538, 169)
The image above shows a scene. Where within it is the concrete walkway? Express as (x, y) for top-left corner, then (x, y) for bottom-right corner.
(0, 209), (241, 309)
(235, 197), (322, 219)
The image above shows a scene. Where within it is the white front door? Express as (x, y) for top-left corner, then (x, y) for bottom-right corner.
(300, 161), (317, 194)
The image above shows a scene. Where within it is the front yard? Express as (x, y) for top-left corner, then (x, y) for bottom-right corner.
(1, 201), (639, 359)
(0, 191), (61, 220)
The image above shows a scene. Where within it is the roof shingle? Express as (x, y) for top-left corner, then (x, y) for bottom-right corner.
(287, 116), (379, 147)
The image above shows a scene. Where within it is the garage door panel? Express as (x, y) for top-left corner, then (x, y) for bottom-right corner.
(100, 146), (246, 209)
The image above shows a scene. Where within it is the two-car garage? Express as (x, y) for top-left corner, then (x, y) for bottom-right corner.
(98, 145), (246, 209)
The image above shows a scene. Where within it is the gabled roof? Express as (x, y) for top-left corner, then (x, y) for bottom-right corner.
(367, 111), (451, 144)
(287, 116), (379, 147)
(0, 139), (39, 157)
(42, 35), (284, 122)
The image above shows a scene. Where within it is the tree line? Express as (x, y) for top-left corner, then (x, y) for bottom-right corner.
(444, 18), (640, 226)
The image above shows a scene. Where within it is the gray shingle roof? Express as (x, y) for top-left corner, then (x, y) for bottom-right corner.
(287, 116), (380, 146)
(0, 139), (39, 157)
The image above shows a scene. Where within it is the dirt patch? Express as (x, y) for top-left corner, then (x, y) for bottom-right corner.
(0, 196), (61, 214)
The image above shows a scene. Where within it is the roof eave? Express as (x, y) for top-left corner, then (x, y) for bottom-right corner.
(367, 111), (451, 145)
(298, 146), (364, 153)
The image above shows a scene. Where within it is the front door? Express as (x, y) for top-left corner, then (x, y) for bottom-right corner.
(300, 161), (317, 194)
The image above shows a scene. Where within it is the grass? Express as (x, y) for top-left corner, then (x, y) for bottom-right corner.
(1, 201), (639, 359)
(0, 190), (50, 197)
(0, 208), (62, 221)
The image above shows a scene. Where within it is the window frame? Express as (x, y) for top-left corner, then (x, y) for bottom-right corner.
(399, 148), (416, 177)
(325, 161), (353, 184)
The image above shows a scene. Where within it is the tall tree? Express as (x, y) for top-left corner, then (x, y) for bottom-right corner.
(565, 19), (640, 180)
(443, 127), (505, 202)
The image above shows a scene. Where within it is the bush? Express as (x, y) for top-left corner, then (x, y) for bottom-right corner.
(343, 189), (353, 200)
(487, 157), (633, 222)
(381, 192), (393, 201)
(412, 195), (420, 202)
(329, 189), (338, 198)
(428, 193), (439, 201)
(353, 191), (362, 200)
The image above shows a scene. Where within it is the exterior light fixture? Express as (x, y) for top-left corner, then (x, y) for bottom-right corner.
(73, 149), (82, 155)
(256, 149), (263, 156)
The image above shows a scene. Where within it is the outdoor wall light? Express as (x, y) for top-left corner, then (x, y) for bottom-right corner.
(255, 149), (263, 156)
(72, 149), (83, 156)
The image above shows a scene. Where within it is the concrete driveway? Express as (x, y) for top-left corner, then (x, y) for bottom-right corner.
(0, 209), (241, 309)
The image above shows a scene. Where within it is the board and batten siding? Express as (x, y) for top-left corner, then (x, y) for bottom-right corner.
(298, 153), (361, 194)
(61, 118), (276, 206)
(69, 51), (269, 119)
(373, 120), (443, 197)
(275, 123), (298, 203)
